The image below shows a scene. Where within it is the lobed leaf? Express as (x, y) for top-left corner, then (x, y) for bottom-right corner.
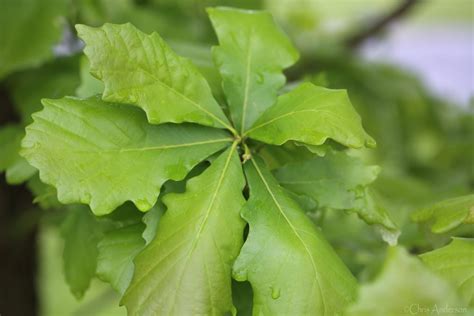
(274, 150), (379, 210)
(274, 151), (399, 244)
(76, 23), (233, 131)
(234, 157), (357, 315)
(208, 7), (299, 133)
(21, 96), (232, 215)
(122, 145), (246, 315)
(61, 206), (104, 299)
(97, 223), (145, 295)
(246, 83), (375, 148)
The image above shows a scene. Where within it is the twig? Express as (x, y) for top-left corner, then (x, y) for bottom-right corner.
(345, 0), (420, 49)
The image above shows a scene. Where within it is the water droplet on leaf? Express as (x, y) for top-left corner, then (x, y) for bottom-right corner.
(271, 286), (280, 299)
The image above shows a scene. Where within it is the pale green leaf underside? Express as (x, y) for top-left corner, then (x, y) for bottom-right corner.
(351, 188), (400, 246)
(208, 7), (299, 133)
(123, 145), (246, 315)
(0, 0), (67, 79)
(421, 238), (474, 306)
(274, 151), (399, 244)
(246, 83), (375, 149)
(234, 157), (357, 315)
(76, 23), (232, 130)
(97, 223), (145, 295)
(274, 150), (379, 210)
(21, 96), (231, 215)
(345, 247), (464, 316)
(411, 194), (474, 233)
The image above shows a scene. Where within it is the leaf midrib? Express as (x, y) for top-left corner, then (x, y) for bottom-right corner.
(250, 158), (327, 314)
(245, 108), (354, 136)
(240, 31), (254, 134)
(97, 61), (235, 133)
(167, 142), (239, 313)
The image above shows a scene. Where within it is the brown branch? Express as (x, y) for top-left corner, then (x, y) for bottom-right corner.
(345, 0), (420, 49)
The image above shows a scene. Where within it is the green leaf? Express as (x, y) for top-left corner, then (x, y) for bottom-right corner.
(27, 175), (61, 210)
(170, 41), (225, 105)
(97, 222), (145, 295)
(257, 142), (315, 170)
(274, 151), (399, 244)
(345, 247), (465, 316)
(122, 144), (246, 315)
(351, 188), (400, 246)
(6, 157), (37, 185)
(0, 124), (36, 184)
(234, 157), (357, 315)
(0, 0), (68, 79)
(420, 238), (474, 306)
(246, 83), (375, 148)
(61, 206), (104, 299)
(21, 96), (232, 215)
(76, 23), (234, 132)
(411, 194), (474, 233)
(274, 150), (379, 210)
(208, 7), (299, 133)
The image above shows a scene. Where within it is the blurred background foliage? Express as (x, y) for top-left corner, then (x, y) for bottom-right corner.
(0, 0), (472, 315)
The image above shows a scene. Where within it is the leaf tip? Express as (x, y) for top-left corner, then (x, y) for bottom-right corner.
(74, 24), (91, 38)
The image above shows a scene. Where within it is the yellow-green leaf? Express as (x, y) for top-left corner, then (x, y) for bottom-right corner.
(234, 157), (357, 315)
(246, 83), (375, 148)
(76, 23), (233, 131)
(209, 7), (299, 133)
(122, 145), (246, 315)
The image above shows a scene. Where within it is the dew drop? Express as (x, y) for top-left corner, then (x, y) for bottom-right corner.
(271, 287), (280, 299)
